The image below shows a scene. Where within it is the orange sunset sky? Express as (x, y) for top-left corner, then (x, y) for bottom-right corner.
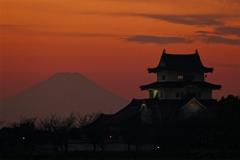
(0, 0), (240, 101)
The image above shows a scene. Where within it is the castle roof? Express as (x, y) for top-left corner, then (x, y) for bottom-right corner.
(140, 81), (221, 90)
(80, 94), (218, 128)
(84, 101), (141, 127)
(132, 95), (218, 109)
(148, 52), (213, 73)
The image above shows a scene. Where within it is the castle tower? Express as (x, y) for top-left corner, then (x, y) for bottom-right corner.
(140, 50), (221, 100)
(138, 50), (221, 122)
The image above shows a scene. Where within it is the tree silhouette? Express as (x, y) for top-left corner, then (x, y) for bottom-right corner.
(214, 95), (240, 149)
(78, 113), (108, 151)
(0, 119), (4, 129)
(37, 113), (77, 152)
(2, 117), (38, 153)
(76, 112), (100, 128)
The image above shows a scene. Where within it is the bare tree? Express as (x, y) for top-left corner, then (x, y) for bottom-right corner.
(7, 116), (37, 130)
(59, 113), (77, 151)
(76, 112), (100, 128)
(0, 119), (4, 128)
(3, 117), (38, 153)
(82, 123), (110, 151)
(36, 113), (77, 152)
(37, 113), (62, 132)
(76, 112), (104, 151)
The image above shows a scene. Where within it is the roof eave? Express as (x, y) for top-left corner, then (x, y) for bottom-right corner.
(148, 67), (214, 73)
(140, 83), (222, 90)
(213, 85), (221, 90)
(147, 67), (164, 73)
(204, 67), (214, 73)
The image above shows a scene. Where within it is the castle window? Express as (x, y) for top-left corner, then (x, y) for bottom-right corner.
(160, 92), (163, 98)
(176, 92), (184, 98)
(162, 75), (165, 80)
(184, 75), (194, 80)
(178, 75), (183, 80)
(176, 92), (179, 98)
(197, 92), (201, 98)
(149, 91), (153, 98)
(181, 92), (184, 98)
(178, 75), (194, 80)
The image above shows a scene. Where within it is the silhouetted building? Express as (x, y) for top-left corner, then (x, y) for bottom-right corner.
(70, 50), (221, 151)
(138, 50), (221, 123)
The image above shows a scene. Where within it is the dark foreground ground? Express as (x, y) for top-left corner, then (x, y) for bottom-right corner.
(1, 149), (240, 160)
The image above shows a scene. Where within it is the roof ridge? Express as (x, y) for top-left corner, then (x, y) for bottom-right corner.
(163, 53), (197, 56)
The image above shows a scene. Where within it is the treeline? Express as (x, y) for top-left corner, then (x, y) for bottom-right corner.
(1, 112), (100, 130)
(0, 94), (240, 155)
(0, 112), (100, 153)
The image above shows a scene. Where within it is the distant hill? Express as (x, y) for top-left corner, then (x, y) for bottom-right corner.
(0, 73), (129, 123)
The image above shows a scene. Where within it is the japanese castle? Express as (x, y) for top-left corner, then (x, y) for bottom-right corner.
(94, 50), (221, 124)
(74, 50), (222, 151)
(138, 49), (221, 123)
(141, 49), (220, 100)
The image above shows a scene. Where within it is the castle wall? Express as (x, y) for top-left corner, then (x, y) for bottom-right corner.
(157, 72), (204, 82)
(150, 88), (212, 99)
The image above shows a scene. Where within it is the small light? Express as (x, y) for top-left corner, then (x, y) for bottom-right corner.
(157, 146), (160, 149)
(109, 135), (112, 139)
(22, 137), (25, 140)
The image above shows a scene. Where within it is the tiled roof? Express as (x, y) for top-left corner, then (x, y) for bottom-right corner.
(83, 96), (218, 127)
(132, 96), (218, 109)
(148, 53), (213, 73)
(140, 81), (221, 90)
(86, 101), (141, 126)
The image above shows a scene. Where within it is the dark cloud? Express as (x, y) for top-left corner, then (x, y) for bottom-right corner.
(128, 14), (224, 26)
(125, 34), (240, 45)
(0, 24), (21, 29)
(41, 31), (113, 37)
(78, 12), (225, 26)
(0, 24), (28, 31)
(214, 26), (240, 36)
(195, 26), (240, 44)
(125, 35), (193, 44)
(195, 30), (212, 35)
(200, 35), (240, 45)
(0, 24), (114, 38)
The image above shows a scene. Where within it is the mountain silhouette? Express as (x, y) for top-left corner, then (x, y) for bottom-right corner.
(0, 72), (129, 123)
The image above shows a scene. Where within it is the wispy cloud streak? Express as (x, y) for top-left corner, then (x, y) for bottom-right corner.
(195, 26), (240, 44)
(125, 35), (193, 44)
(0, 24), (115, 38)
(121, 13), (224, 26)
(214, 26), (240, 36)
(200, 35), (240, 45)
